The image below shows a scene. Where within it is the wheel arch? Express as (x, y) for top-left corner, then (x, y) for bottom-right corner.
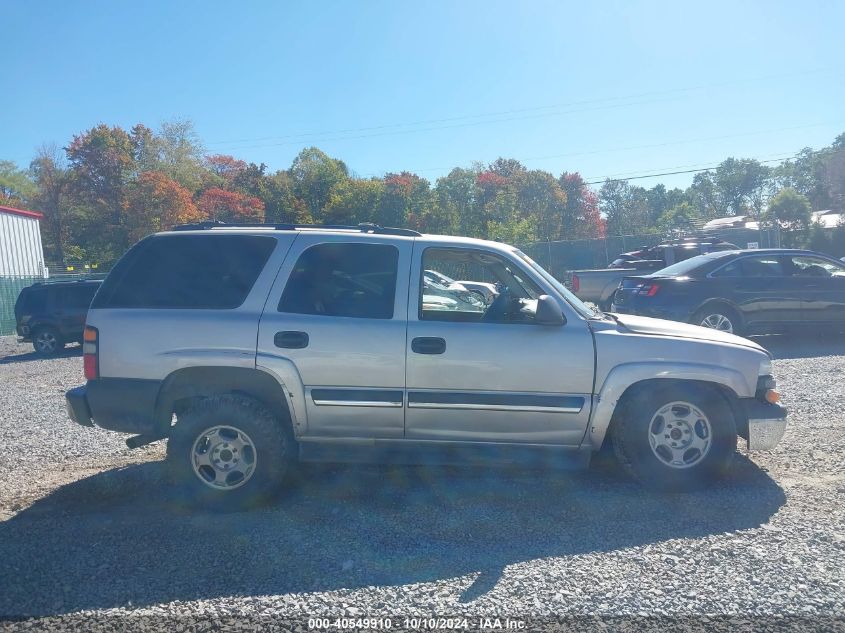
(587, 362), (750, 451)
(154, 366), (297, 436)
(690, 298), (744, 328)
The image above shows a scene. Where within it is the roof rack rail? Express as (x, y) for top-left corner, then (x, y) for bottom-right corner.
(172, 220), (421, 237)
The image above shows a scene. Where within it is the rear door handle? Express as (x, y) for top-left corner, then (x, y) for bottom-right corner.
(274, 331), (309, 349)
(411, 337), (446, 355)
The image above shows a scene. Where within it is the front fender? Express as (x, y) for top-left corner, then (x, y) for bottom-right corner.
(585, 361), (752, 450)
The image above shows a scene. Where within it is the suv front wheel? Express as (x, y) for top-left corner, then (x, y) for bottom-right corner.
(167, 394), (294, 509)
(611, 384), (737, 491)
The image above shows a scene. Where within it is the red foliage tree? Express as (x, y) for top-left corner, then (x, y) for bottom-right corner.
(197, 187), (265, 223)
(560, 172), (606, 238)
(126, 171), (204, 242)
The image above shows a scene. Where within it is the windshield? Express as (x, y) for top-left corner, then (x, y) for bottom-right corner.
(653, 251), (734, 277)
(512, 249), (596, 318)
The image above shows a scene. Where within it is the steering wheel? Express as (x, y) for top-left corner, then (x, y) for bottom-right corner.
(481, 286), (513, 322)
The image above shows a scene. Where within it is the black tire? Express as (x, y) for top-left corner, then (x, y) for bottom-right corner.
(610, 383), (737, 491)
(166, 394), (294, 510)
(31, 326), (65, 356)
(692, 304), (743, 337)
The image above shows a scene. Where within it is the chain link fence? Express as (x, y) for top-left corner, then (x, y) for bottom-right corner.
(519, 226), (782, 280)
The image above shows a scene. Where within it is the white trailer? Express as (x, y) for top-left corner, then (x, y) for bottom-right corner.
(0, 206), (47, 335)
(0, 205), (47, 277)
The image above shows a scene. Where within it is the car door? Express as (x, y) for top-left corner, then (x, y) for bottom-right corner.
(785, 254), (845, 323)
(257, 234), (413, 439)
(709, 254), (802, 327)
(404, 242), (594, 446)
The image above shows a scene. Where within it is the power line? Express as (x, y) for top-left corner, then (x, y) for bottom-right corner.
(206, 67), (838, 149)
(360, 122), (841, 177)
(582, 146), (845, 185)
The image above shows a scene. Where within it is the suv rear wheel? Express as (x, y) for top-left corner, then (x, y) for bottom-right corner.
(32, 326), (64, 356)
(166, 394), (294, 509)
(611, 384), (737, 491)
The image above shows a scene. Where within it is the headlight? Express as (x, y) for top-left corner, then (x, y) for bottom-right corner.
(757, 357), (779, 403)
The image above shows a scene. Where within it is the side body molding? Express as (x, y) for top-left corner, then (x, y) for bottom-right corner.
(256, 353), (308, 436)
(585, 361), (753, 451)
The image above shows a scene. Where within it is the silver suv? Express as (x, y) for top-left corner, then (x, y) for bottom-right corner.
(65, 222), (787, 508)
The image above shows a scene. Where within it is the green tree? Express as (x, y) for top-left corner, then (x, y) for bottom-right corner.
(290, 147), (349, 220)
(29, 146), (70, 261)
(764, 188), (812, 247)
(599, 179), (650, 236)
(714, 158), (770, 217)
(65, 124), (136, 258)
(434, 167), (478, 236)
(657, 201), (701, 234)
(324, 178), (384, 225)
(0, 160), (36, 207)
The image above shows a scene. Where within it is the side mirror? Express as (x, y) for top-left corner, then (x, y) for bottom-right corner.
(535, 294), (566, 326)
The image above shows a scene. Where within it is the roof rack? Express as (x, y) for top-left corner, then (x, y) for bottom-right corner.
(172, 220), (421, 237)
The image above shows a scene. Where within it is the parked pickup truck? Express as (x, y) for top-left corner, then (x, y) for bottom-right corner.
(65, 222), (785, 509)
(567, 239), (738, 309)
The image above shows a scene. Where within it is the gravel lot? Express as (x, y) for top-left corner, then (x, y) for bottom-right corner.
(0, 334), (843, 631)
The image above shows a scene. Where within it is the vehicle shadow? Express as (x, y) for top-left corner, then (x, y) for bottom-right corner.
(0, 456), (785, 618)
(0, 344), (82, 365)
(751, 331), (845, 360)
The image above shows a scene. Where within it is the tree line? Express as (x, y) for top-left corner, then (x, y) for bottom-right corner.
(0, 120), (843, 265)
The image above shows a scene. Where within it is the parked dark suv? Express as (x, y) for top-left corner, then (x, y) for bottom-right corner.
(15, 280), (102, 355)
(611, 248), (845, 336)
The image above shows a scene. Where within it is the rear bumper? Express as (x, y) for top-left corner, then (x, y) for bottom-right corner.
(740, 399), (788, 451)
(65, 379), (162, 435)
(66, 385), (94, 427)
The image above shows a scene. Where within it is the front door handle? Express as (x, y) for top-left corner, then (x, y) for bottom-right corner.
(411, 336), (446, 355)
(275, 331), (309, 349)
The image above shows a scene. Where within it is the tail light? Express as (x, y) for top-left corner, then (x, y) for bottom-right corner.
(83, 326), (99, 380)
(571, 274), (580, 292)
(637, 283), (660, 297)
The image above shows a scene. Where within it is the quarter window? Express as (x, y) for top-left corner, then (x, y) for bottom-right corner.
(279, 243), (398, 319)
(93, 235), (276, 309)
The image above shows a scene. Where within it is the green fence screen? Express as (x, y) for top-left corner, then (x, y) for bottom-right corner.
(0, 277), (39, 336)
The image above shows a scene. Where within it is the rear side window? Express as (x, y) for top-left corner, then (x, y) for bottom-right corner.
(93, 235), (276, 309)
(58, 285), (99, 309)
(279, 243), (398, 319)
(18, 289), (47, 314)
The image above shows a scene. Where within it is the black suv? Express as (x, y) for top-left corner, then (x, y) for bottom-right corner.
(15, 280), (102, 355)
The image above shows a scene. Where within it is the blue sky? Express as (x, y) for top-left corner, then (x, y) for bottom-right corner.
(4, 0), (844, 189)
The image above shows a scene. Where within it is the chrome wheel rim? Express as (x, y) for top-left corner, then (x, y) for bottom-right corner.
(190, 425), (257, 490)
(648, 401), (712, 469)
(700, 313), (733, 333)
(35, 331), (57, 353)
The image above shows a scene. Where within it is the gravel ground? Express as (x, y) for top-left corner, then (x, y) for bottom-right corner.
(0, 334), (843, 631)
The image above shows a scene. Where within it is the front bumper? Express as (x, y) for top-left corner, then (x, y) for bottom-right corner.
(66, 385), (94, 427)
(740, 399), (788, 451)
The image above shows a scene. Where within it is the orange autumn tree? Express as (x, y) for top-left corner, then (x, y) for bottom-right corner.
(197, 187), (265, 223)
(126, 171), (204, 242)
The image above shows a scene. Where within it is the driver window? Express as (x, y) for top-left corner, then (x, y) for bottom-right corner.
(420, 248), (542, 323)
